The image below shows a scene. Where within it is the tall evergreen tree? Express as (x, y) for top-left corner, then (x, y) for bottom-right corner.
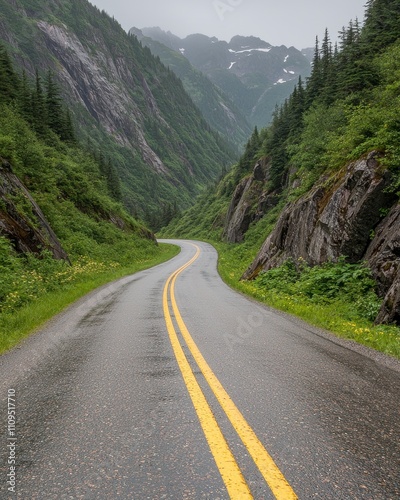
(17, 70), (33, 123)
(62, 108), (76, 143)
(0, 44), (19, 102)
(265, 100), (291, 190)
(45, 71), (64, 137)
(336, 19), (378, 96)
(287, 77), (306, 140)
(235, 126), (261, 180)
(305, 37), (323, 104)
(31, 70), (47, 136)
(104, 158), (122, 201)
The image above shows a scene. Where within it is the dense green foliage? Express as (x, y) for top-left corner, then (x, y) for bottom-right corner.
(256, 258), (381, 322)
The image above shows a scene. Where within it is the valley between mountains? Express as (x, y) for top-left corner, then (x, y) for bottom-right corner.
(0, 0), (400, 498)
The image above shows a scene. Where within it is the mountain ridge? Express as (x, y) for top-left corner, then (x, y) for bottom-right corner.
(136, 27), (312, 128)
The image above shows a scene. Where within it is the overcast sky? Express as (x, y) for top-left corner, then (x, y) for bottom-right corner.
(89, 0), (367, 49)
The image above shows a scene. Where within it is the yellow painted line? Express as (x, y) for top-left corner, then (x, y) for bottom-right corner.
(169, 244), (298, 500)
(162, 249), (252, 498)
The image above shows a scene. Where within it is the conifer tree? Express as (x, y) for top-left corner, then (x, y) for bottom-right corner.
(265, 101), (291, 190)
(0, 44), (19, 102)
(18, 70), (33, 123)
(336, 19), (378, 95)
(235, 126), (261, 180)
(62, 108), (76, 143)
(305, 37), (323, 104)
(32, 70), (47, 135)
(104, 158), (122, 201)
(287, 77), (306, 140)
(45, 71), (64, 137)
(320, 29), (334, 98)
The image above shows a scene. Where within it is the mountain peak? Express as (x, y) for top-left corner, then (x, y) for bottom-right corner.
(229, 35), (272, 50)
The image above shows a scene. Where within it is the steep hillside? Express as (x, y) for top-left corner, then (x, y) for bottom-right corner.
(130, 28), (252, 149)
(138, 27), (312, 128)
(0, 48), (179, 349)
(0, 0), (237, 228)
(163, 0), (400, 344)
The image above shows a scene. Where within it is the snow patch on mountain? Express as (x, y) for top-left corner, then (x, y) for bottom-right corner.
(229, 47), (272, 54)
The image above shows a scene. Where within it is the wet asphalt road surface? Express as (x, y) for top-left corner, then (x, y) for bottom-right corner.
(1, 240), (399, 499)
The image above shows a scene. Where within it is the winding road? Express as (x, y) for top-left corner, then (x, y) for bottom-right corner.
(1, 240), (399, 499)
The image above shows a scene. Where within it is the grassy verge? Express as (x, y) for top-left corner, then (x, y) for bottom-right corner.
(213, 241), (400, 359)
(0, 243), (179, 354)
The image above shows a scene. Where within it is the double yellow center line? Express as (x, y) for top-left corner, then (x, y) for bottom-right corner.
(162, 244), (297, 499)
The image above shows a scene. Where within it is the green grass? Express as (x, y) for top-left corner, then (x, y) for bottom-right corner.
(213, 241), (400, 359)
(0, 243), (179, 353)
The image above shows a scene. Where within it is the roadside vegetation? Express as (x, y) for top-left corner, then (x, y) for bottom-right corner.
(0, 239), (179, 354)
(215, 241), (400, 359)
(0, 44), (180, 353)
(161, 0), (400, 358)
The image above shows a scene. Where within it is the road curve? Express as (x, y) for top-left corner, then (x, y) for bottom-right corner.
(1, 240), (399, 499)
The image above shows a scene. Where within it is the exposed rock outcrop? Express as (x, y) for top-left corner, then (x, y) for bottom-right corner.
(223, 176), (255, 243)
(365, 204), (400, 324)
(0, 159), (70, 262)
(223, 158), (279, 243)
(36, 21), (169, 175)
(243, 153), (395, 278)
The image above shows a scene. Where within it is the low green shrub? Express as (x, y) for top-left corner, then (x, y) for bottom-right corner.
(256, 258), (382, 322)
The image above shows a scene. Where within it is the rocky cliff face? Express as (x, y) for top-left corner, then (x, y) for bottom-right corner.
(223, 158), (279, 243)
(36, 20), (167, 174)
(365, 204), (400, 324)
(225, 152), (399, 324)
(242, 152), (396, 277)
(0, 158), (69, 262)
